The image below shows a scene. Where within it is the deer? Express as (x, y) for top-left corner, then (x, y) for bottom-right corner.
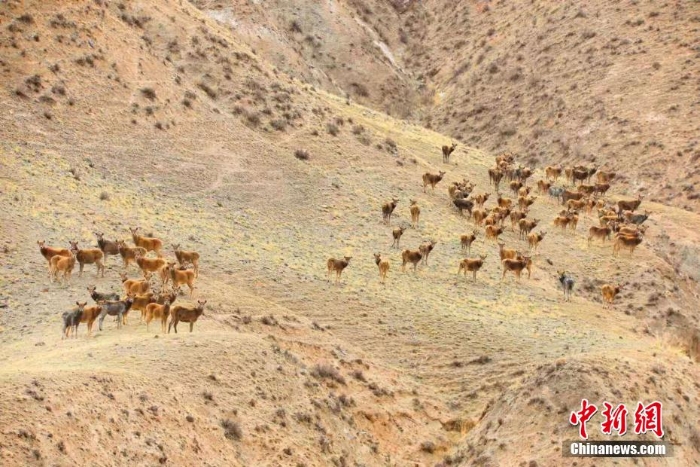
(485, 225), (504, 242)
(453, 198), (474, 217)
(517, 195), (537, 210)
(473, 192), (490, 208)
(391, 226), (406, 248)
(518, 186), (532, 197)
(617, 194), (643, 213)
(120, 272), (151, 296)
(545, 165), (562, 182)
(409, 200), (420, 227)
(62, 302), (86, 339)
(509, 209), (528, 231)
(382, 198), (399, 224)
(49, 250), (76, 284)
(497, 195), (513, 209)
(613, 234), (643, 256)
(527, 231), (547, 252)
(460, 231), (477, 255)
(502, 256), (532, 281)
(87, 285), (119, 303)
(172, 244), (200, 277)
(509, 180), (523, 196)
(116, 240), (147, 269)
(601, 284), (622, 309)
(442, 142), (457, 163)
(78, 304), (103, 336)
(135, 252), (167, 283)
(498, 242), (522, 261)
(577, 184), (597, 195)
(596, 171), (616, 184)
(562, 190), (584, 205)
(126, 293), (156, 325)
(422, 171), (446, 192)
(518, 218), (540, 239)
(548, 186), (565, 203)
(401, 249), (422, 272)
(419, 240), (437, 265)
(472, 208), (487, 227)
(458, 255), (487, 281)
(327, 256), (352, 284)
(537, 180), (552, 195)
(168, 300), (207, 333)
(568, 211), (580, 231)
(94, 232), (120, 266)
(374, 253), (390, 284)
(69, 241), (105, 278)
(37, 240), (71, 276)
(594, 183), (611, 195)
(488, 168), (504, 189)
(165, 262), (197, 296)
(129, 227), (163, 257)
(145, 300), (170, 333)
(553, 214), (572, 231)
(558, 271), (575, 302)
(97, 295), (135, 331)
(587, 226), (612, 247)
(495, 153), (515, 166)
(625, 210), (650, 225)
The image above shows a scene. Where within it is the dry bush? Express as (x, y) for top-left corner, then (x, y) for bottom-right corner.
(220, 419), (242, 440)
(326, 123), (340, 136)
(197, 82), (217, 99)
(290, 20), (303, 33)
(420, 441), (436, 453)
(294, 149), (310, 161)
(270, 119), (287, 131)
(311, 364), (346, 385)
(245, 110), (261, 127)
(140, 87), (156, 100)
(100, 192), (110, 201)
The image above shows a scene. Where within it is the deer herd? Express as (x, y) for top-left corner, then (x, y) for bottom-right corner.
(329, 146), (647, 313)
(38, 227), (206, 339)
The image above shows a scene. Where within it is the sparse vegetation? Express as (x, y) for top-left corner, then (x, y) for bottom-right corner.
(294, 149), (310, 161)
(311, 364), (346, 385)
(220, 419), (242, 440)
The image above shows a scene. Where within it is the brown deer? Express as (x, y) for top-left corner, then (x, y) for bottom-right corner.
(497, 195), (513, 209)
(442, 142), (457, 163)
(37, 240), (71, 277)
(485, 225), (504, 242)
(78, 304), (103, 337)
(488, 168), (504, 189)
(373, 253), (390, 284)
(327, 256), (352, 284)
(382, 198), (399, 224)
(509, 180), (523, 196)
(527, 231), (547, 252)
(594, 183), (610, 195)
(518, 218), (540, 239)
(617, 194), (643, 213)
(116, 240), (147, 269)
(596, 171), (616, 184)
(460, 231), (477, 255)
(127, 293), (156, 325)
(120, 272), (151, 296)
(391, 226), (406, 248)
(401, 249), (422, 272)
(168, 300), (207, 333)
(588, 226), (612, 247)
(613, 234), (643, 256)
(517, 195), (537, 210)
(502, 256), (532, 281)
(166, 262), (196, 296)
(135, 252), (167, 283)
(50, 251), (76, 284)
(172, 244), (200, 277)
(472, 208), (487, 227)
(409, 200), (420, 227)
(458, 255), (487, 281)
(509, 209), (528, 231)
(577, 184), (597, 195)
(145, 300), (170, 333)
(473, 192), (490, 208)
(553, 214), (572, 231)
(562, 190), (584, 205)
(129, 227), (163, 257)
(419, 240), (437, 265)
(568, 211), (580, 231)
(601, 284), (622, 308)
(498, 242), (522, 261)
(537, 180), (552, 195)
(94, 232), (120, 265)
(545, 165), (562, 181)
(69, 241), (105, 278)
(422, 171), (446, 192)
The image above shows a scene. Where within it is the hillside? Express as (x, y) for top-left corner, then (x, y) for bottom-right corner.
(1, 1), (700, 466)
(193, 0), (700, 211)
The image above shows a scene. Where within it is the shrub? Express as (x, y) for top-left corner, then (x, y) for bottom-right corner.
(99, 192), (110, 201)
(220, 419), (242, 440)
(289, 20), (302, 33)
(17, 14), (34, 24)
(326, 123), (339, 136)
(245, 111), (261, 127)
(197, 82), (217, 99)
(140, 87), (156, 100)
(350, 82), (369, 97)
(294, 149), (310, 161)
(384, 138), (397, 150)
(311, 364), (345, 385)
(270, 119), (287, 131)
(420, 441), (436, 453)
(182, 98), (192, 108)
